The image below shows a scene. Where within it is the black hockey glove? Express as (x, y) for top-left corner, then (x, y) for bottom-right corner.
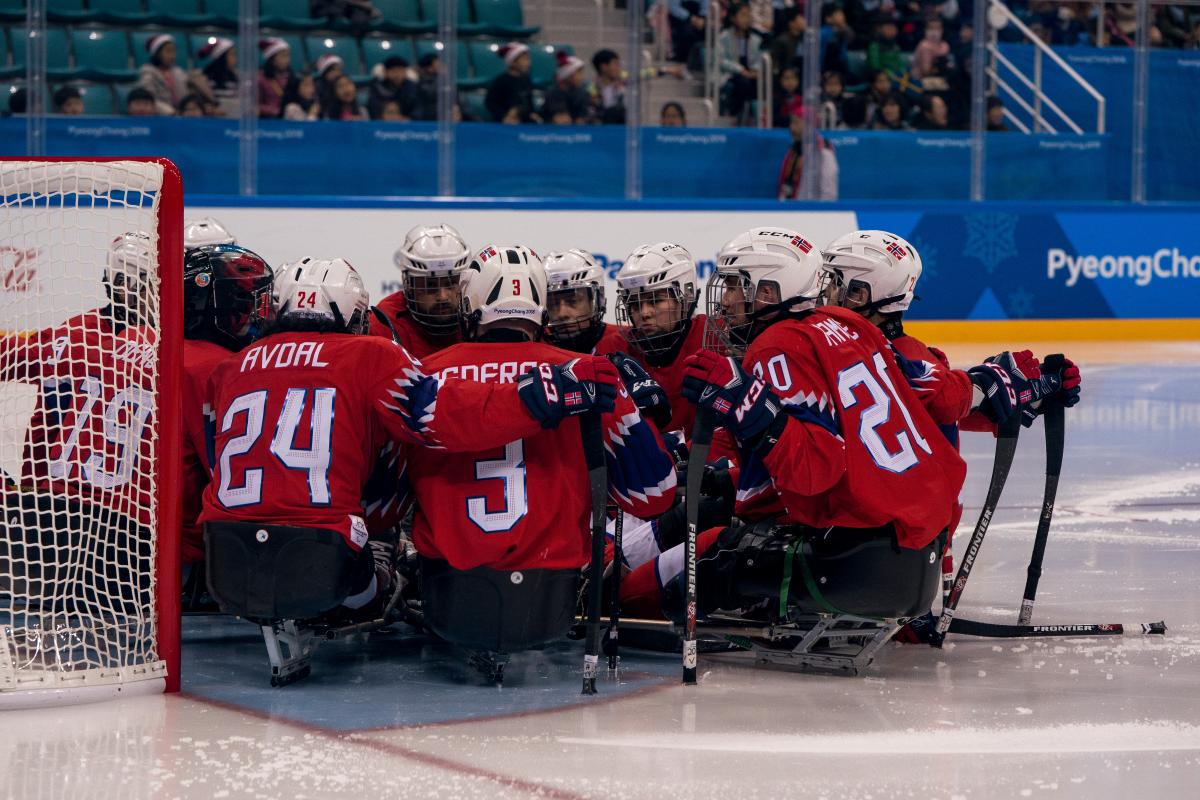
(608, 351), (672, 429)
(517, 357), (618, 429)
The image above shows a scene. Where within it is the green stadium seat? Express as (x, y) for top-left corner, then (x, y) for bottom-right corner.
(205, 0), (239, 27)
(263, 32), (308, 71)
(361, 36), (417, 70)
(71, 28), (137, 82)
(466, 40), (504, 89)
(261, 0), (321, 30)
(147, 0), (216, 26)
(12, 27), (76, 80)
(97, 0), (155, 25)
(414, 39), (474, 87)
(47, 0), (97, 24)
(73, 82), (117, 114)
(372, 0), (434, 34)
(460, 87), (486, 121)
(419, 0), (485, 36)
(306, 34), (363, 79)
(0, 1), (23, 24)
(529, 43), (564, 89)
(474, 0), (538, 38)
(0, 28), (13, 79)
(2, 80), (21, 110)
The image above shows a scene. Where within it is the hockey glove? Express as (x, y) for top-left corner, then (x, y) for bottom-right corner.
(608, 351), (672, 430)
(967, 360), (1021, 426)
(518, 356), (619, 429)
(701, 457), (737, 505)
(681, 350), (781, 444)
(1045, 355), (1082, 408)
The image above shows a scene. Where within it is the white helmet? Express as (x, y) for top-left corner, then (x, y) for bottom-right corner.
(394, 223), (471, 335)
(821, 230), (922, 314)
(543, 249), (606, 350)
(105, 231), (155, 325)
(460, 244), (547, 338)
(706, 227), (825, 355)
(184, 217), (236, 251)
(275, 257), (371, 334)
(614, 242), (698, 358)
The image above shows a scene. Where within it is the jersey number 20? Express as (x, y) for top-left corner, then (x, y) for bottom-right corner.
(838, 352), (933, 473)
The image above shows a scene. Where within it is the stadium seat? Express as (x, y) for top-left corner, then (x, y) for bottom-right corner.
(372, 0), (434, 34)
(2, 80), (20, 110)
(130, 30), (187, 64)
(419, 0), (486, 36)
(261, 0), (321, 30)
(47, 0), (96, 24)
(146, 0), (216, 26)
(12, 27), (76, 80)
(71, 28), (137, 82)
(0, 1), (22, 24)
(474, 0), (539, 38)
(205, 0), (239, 27)
(306, 35), (364, 81)
(530, 43), (573, 89)
(465, 40), (504, 89)
(96, 0), (155, 25)
(74, 82), (117, 114)
(460, 87), (486, 121)
(361, 35), (417, 71)
(0, 28), (13, 79)
(263, 32), (308, 71)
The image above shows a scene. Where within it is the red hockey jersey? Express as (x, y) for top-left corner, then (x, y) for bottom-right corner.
(0, 310), (157, 523)
(181, 338), (233, 564)
(626, 315), (708, 438)
(591, 322), (632, 357)
(200, 331), (545, 548)
(408, 340), (678, 572)
(368, 290), (460, 358)
(735, 307), (967, 549)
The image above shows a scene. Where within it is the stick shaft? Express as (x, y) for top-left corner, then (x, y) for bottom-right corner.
(606, 507), (623, 670)
(581, 412), (607, 694)
(683, 411), (715, 685)
(951, 618), (1165, 638)
(1019, 354), (1067, 625)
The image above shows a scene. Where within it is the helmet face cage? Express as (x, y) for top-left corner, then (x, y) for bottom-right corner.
(704, 269), (754, 357)
(616, 282), (694, 358)
(402, 270), (464, 336)
(545, 284), (604, 347)
(105, 233), (154, 326)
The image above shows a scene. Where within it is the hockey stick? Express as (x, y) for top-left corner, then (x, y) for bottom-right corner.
(949, 618), (1165, 638)
(604, 507), (624, 671)
(1018, 354), (1066, 625)
(931, 413), (1022, 648)
(370, 306), (402, 345)
(683, 410), (716, 685)
(581, 410), (608, 695)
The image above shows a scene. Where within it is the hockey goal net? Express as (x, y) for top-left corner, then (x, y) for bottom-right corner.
(0, 158), (182, 708)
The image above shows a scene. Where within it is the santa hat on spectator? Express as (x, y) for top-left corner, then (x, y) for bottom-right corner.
(145, 34), (174, 59)
(197, 37), (234, 63)
(555, 51), (585, 83)
(315, 54), (344, 78)
(499, 42), (529, 68)
(259, 38), (289, 63)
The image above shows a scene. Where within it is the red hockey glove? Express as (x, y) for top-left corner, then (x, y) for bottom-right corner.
(518, 356), (618, 429)
(681, 350), (781, 443)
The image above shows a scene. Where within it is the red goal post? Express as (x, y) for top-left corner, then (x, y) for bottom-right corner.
(0, 157), (182, 707)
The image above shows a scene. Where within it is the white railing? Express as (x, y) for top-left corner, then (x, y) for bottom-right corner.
(986, 0), (1106, 134)
(756, 51), (772, 129)
(702, 1), (720, 117)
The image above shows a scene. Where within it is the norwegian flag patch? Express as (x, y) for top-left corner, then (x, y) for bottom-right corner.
(790, 236), (813, 253)
(480, 246), (499, 262)
(565, 391), (583, 407)
(885, 241), (907, 260)
(712, 397), (732, 414)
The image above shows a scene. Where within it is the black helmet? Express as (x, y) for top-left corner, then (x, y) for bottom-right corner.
(184, 244), (274, 349)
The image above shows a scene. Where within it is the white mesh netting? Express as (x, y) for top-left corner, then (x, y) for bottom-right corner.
(0, 160), (168, 702)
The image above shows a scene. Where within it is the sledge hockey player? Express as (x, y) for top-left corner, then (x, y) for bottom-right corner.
(184, 217), (237, 251)
(368, 223), (470, 357)
(819, 229), (1082, 640)
(180, 245), (274, 573)
(403, 244), (676, 666)
(200, 256), (618, 639)
(620, 227), (1028, 655)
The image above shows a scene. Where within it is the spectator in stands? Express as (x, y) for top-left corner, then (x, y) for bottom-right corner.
(667, 0), (709, 66)
(486, 43), (537, 123)
(543, 100), (574, 125)
(718, 2), (764, 123)
(53, 86), (84, 115)
(281, 73), (322, 120)
(126, 87), (158, 117)
(660, 101), (687, 126)
(912, 94), (948, 130)
(773, 66), (803, 127)
(1156, 5), (1193, 48)
(778, 109), (839, 200)
(821, 3), (855, 77)
(139, 34), (212, 116)
(368, 56), (416, 120)
(322, 74), (367, 120)
(819, 70), (847, 129)
(199, 38), (239, 116)
(866, 15), (906, 78)
(6, 87), (26, 115)
(871, 93), (910, 129)
(1046, 3), (1088, 45)
(258, 38), (293, 118)
(987, 96), (1009, 131)
(1106, 3), (1139, 47)
(747, 0), (774, 35)
(769, 8), (806, 76)
(853, 69), (892, 126)
(315, 55), (347, 113)
(911, 17), (950, 80)
(589, 49), (626, 124)
(379, 99), (405, 121)
(542, 51), (591, 123)
(178, 94), (206, 117)
(409, 53), (440, 121)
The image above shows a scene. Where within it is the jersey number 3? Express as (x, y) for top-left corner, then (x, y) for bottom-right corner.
(838, 352), (933, 474)
(466, 440), (528, 533)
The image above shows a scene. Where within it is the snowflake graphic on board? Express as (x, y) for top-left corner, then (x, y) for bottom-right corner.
(908, 235), (938, 282)
(1007, 286), (1035, 318)
(963, 213), (1019, 274)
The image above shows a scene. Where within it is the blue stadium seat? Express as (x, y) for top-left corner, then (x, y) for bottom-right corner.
(147, 0), (216, 26)
(2, 80), (21, 110)
(47, 0), (96, 24)
(474, 0), (538, 38)
(306, 34), (364, 80)
(361, 36), (416, 71)
(465, 40), (504, 89)
(97, 0), (155, 25)
(261, 0), (321, 30)
(70, 28), (137, 82)
(372, 0), (434, 34)
(460, 87), (486, 121)
(12, 27), (76, 80)
(0, 27), (13, 78)
(205, 0), (239, 27)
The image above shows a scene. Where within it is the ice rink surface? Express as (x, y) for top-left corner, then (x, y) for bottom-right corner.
(3, 341), (1199, 799)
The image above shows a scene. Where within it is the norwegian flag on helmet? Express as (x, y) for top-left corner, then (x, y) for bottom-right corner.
(885, 241), (907, 260)
(790, 236), (813, 253)
(480, 246), (499, 262)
